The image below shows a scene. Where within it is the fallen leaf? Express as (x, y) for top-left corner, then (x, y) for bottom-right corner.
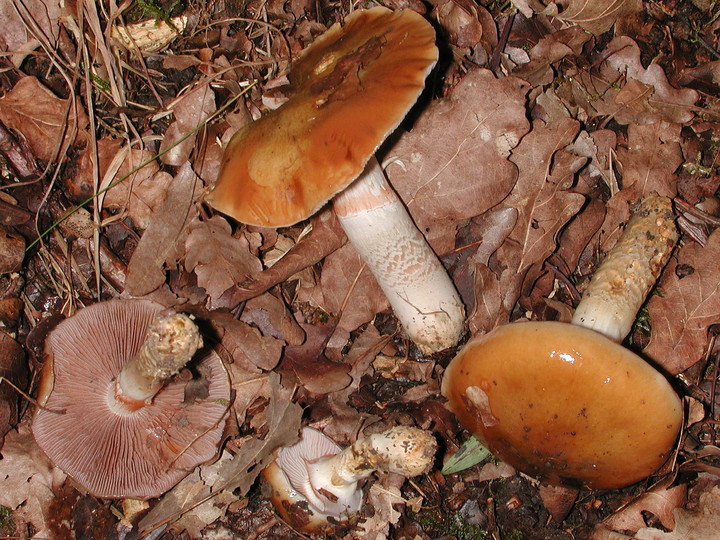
(210, 311), (283, 372)
(431, 0), (484, 49)
(101, 147), (175, 228)
(0, 225), (25, 273)
(539, 484), (579, 523)
(564, 36), (699, 125)
(487, 118), (585, 327)
(160, 84), (217, 166)
(617, 123), (682, 197)
(296, 242), (389, 355)
(545, 0), (642, 36)
(645, 229), (720, 374)
(165, 464), (236, 537)
(218, 208), (347, 308)
(357, 475), (406, 539)
(0, 76), (88, 162)
(0, 331), (27, 448)
(184, 216), (262, 308)
(386, 68), (530, 254)
(241, 291), (306, 346)
(513, 27), (589, 87)
(125, 163), (203, 296)
(0, 0), (62, 56)
(635, 483), (720, 539)
(281, 322), (352, 394)
(603, 483), (686, 533)
(0, 424), (66, 538)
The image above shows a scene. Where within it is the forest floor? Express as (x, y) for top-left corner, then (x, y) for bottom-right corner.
(1, 0), (720, 538)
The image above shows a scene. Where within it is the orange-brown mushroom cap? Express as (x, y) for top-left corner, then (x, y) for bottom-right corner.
(207, 7), (438, 227)
(441, 321), (682, 490)
(32, 299), (231, 499)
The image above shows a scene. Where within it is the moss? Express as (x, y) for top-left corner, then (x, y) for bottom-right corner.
(411, 508), (488, 539)
(0, 506), (15, 534)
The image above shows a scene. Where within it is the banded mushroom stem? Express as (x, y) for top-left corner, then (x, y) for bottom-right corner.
(571, 194), (678, 342)
(114, 311), (203, 405)
(333, 156), (465, 354)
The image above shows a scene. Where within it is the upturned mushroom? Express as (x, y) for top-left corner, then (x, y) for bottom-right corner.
(32, 299), (231, 499)
(207, 7), (465, 354)
(263, 425), (436, 532)
(442, 194), (683, 489)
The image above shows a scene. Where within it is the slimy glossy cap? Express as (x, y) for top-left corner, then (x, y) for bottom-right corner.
(442, 321), (682, 489)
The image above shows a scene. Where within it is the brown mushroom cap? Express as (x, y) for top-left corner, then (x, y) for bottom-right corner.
(32, 299), (231, 499)
(207, 7), (438, 227)
(441, 321), (682, 490)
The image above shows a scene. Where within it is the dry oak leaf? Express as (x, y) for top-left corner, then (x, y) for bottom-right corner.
(0, 76), (88, 162)
(0, 425), (66, 538)
(565, 36), (698, 125)
(598, 483), (686, 535)
(617, 122), (683, 197)
(209, 311), (281, 425)
(0, 0), (62, 58)
(0, 331), (26, 448)
(357, 477), (406, 539)
(210, 310), (283, 373)
(386, 68), (530, 254)
(0, 225), (25, 274)
(431, 0), (484, 49)
(296, 242), (389, 355)
(586, 122), (682, 260)
(644, 229), (720, 375)
(184, 216), (262, 308)
(241, 292), (306, 346)
(513, 26), (590, 87)
(125, 163), (202, 296)
(492, 118), (585, 323)
(101, 147), (174, 229)
(159, 84), (217, 166)
(544, 0), (643, 36)
(635, 484), (720, 540)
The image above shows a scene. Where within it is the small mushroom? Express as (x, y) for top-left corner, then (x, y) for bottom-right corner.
(207, 7), (465, 353)
(32, 299), (231, 499)
(263, 425), (436, 532)
(442, 195), (683, 489)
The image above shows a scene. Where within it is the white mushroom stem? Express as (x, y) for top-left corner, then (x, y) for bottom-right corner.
(309, 426), (437, 489)
(115, 311), (203, 403)
(267, 425), (436, 528)
(571, 194), (678, 342)
(333, 157), (465, 353)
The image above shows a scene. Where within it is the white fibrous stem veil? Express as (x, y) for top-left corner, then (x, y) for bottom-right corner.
(115, 311), (203, 404)
(333, 157), (465, 353)
(571, 194), (678, 342)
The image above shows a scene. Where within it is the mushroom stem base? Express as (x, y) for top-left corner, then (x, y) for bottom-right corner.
(572, 194), (678, 341)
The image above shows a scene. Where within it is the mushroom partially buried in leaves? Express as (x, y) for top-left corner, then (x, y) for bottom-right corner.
(32, 299), (231, 499)
(207, 7), (465, 354)
(263, 426), (436, 532)
(442, 195), (683, 490)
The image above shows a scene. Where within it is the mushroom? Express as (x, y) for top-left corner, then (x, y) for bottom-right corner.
(263, 425), (436, 532)
(442, 194), (683, 489)
(32, 299), (231, 499)
(207, 7), (465, 353)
